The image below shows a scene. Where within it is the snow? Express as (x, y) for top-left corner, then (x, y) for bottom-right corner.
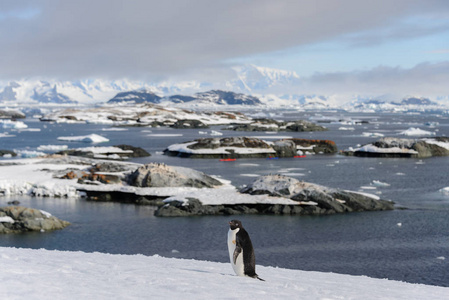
(163, 184), (301, 206)
(423, 139), (449, 150)
(0, 216), (15, 223)
(73, 146), (133, 154)
(167, 142), (277, 155)
(399, 127), (436, 136)
(57, 134), (109, 143)
(0, 247), (447, 300)
(37, 145), (69, 151)
(349, 144), (419, 155)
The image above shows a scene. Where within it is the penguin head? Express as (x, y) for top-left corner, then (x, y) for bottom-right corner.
(229, 219), (242, 230)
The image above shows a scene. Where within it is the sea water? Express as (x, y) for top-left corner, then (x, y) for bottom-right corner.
(0, 110), (449, 287)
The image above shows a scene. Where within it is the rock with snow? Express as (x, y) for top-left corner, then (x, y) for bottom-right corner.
(127, 163), (222, 188)
(240, 175), (394, 214)
(0, 108), (25, 119)
(170, 119), (209, 129)
(344, 137), (449, 158)
(40, 103), (252, 127)
(164, 137), (291, 158)
(226, 118), (327, 132)
(0, 150), (17, 158)
(57, 145), (150, 160)
(286, 138), (338, 154)
(0, 206), (70, 234)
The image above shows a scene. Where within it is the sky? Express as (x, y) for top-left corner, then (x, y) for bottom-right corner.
(1, 0), (449, 96)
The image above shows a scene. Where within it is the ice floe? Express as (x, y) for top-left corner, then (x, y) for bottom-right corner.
(58, 134), (109, 143)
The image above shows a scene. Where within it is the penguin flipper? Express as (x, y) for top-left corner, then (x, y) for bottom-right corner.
(233, 245), (242, 264)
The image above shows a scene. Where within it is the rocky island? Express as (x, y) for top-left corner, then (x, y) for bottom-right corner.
(156, 174), (394, 217)
(224, 118), (327, 132)
(344, 137), (449, 158)
(0, 206), (70, 234)
(164, 136), (337, 158)
(0, 156), (394, 218)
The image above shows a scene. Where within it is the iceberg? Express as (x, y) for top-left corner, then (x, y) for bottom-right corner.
(57, 134), (109, 143)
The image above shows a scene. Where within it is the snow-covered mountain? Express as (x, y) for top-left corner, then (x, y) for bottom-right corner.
(0, 65), (447, 112)
(230, 64), (300, 92)
(106, 89), (263, 106)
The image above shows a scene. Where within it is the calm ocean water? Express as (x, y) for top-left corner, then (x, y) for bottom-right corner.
(1, 110), (449, 287)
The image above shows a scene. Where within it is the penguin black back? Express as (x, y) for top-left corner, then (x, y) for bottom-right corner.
(228, 220), (264, 281)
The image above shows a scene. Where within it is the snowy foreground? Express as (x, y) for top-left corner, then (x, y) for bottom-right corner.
(0, 247), (447, 300)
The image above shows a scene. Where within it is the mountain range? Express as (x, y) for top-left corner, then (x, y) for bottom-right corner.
(0, 64), (447, 110)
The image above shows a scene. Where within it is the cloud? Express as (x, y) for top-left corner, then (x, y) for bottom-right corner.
(298, 62), (449, 97)
(0, 0), (448, 81)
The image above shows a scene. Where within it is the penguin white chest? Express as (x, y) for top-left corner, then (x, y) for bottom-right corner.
(227, 228), (245, 277)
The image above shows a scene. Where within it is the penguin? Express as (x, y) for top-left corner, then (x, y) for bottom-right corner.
(227, 219), (264, 281)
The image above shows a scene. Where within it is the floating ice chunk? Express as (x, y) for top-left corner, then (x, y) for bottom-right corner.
(240, 174), (260, 177)
(372, 180), (391, 187)
(339, 127), (355, 131)
(0, 133), (16, 138)
(397, 223), (402, 227)
(360, 186), (377, 190)
(147, 134), (183, 137)
(436, 256), (446, 260)
(37, 145), (69, 151)
(362, 132), (384, 137)
(210, 130), (223, 136)
(58, 134), (109, 143)
(399, 127), (435, 136)
(0, 120), (28, 129)
(439, 187), (449, 196)
(102, 128), (128, 131)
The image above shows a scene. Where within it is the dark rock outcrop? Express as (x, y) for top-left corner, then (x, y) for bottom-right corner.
(127, 163), (223, 188)
(0, 206), (70, 234)
(0, 150), (17, 157)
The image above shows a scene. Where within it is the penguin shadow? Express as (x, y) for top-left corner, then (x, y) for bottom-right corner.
(179, 268), (233, 277)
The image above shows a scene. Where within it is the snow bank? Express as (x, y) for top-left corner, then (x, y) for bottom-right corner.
(0, 247), (447, 300)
